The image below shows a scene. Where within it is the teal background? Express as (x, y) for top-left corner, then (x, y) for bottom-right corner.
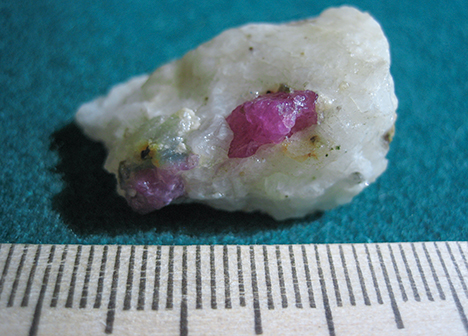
(1, 0), (467, 245)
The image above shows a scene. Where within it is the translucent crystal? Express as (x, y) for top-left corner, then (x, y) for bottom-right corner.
(120, 165), (185, 214)
(119, 153), (198, 214)
(226, 90), (318, 158)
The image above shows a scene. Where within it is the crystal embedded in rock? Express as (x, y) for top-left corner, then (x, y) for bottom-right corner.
(226, 90), (318, 158)
(120, 165), (185, 214)
(75, 6), (398, 220)
(119, 152), (198, 214)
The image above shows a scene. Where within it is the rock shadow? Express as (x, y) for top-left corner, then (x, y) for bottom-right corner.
(50, 122), (322, 239)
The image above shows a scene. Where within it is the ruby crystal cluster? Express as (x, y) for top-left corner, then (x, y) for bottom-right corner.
(226, 90), (318, 158)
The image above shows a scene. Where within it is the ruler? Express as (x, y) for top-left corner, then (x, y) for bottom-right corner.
(0, 242), (467, 335)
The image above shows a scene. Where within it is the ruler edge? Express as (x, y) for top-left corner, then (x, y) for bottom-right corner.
(0, 241), (467, 336)
(1, 241), (465, 247)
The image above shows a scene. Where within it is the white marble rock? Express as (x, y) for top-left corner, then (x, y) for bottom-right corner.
(76, 6), (398, 220)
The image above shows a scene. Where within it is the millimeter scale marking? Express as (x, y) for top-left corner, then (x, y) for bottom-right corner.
(0, 242), (467, 335)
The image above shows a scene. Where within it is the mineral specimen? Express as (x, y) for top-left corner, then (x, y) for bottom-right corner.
(76, 6), (398, 220)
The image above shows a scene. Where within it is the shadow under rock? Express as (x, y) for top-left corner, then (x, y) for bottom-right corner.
(50, 122), (323, 239)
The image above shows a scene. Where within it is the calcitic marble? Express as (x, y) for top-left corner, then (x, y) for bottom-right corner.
(76, 6), (398, 220)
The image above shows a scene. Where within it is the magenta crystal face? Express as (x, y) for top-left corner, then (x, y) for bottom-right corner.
(123, 167), (185, 214)
(226, 90), (318, 158)
(118, 154), (198, 214)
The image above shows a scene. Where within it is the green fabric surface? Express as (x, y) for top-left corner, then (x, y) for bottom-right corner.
(1, 0), (467, 245)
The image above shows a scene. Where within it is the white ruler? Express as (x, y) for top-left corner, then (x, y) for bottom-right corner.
(0, 242), (467, 335)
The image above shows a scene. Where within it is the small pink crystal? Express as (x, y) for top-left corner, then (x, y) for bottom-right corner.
(124, 167), (185, 214)
(226, 90), (318, 158)
(119, 154), (198, 214)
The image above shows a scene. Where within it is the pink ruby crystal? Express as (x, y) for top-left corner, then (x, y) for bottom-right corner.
(118, 154), (198, 214)
(226, 90), (318, 158)
(123, 167), (185, 214)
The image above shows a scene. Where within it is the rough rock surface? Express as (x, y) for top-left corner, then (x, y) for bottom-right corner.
(76, 6), (398, 220)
